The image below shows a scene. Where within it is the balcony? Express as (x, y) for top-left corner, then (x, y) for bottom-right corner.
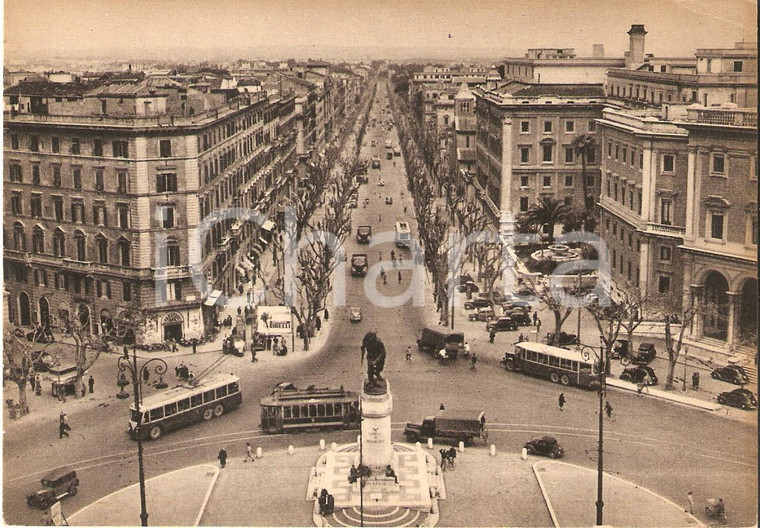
(685, 107), (758, 128)
(646, 222), (686, 237)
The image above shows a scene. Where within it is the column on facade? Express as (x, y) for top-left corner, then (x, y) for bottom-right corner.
(499, 117), (513, 216)
(725, 291), (742, 348)
(689, 284), (704, 338)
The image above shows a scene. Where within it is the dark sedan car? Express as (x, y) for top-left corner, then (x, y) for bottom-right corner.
(487, 317), (518, 332)
(724, 365), (750, 384)
(717, 388), (757, 410)
(456, 281), (480, 294)
(544, 332), (578, 347)
(464, 298), (492, 310)
(504, 310), (532, 326)
(524, 436), (564, 458)
(711, 366), (747, 385)
(620, 365), (658, 385)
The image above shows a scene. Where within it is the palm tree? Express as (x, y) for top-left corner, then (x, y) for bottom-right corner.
(523, 197), (570, 245)
(571, 134), (597, 222)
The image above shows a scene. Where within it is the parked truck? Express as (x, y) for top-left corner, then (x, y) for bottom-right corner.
(351, 254), (368, 277)
(417, 327), (464, 360)
(404, 411), (487, 445)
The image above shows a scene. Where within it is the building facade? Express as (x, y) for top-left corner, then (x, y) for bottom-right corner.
(3, 70), (361, 343)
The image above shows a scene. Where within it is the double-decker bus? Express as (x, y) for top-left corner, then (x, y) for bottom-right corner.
(260, 382), (360, 433)
(395, 221), (411, 248)
(501, 342), (599, 389)
(128, 374), (242, 440)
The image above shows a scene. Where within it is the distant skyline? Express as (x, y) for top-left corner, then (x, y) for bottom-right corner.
(4, 0), (757, 63)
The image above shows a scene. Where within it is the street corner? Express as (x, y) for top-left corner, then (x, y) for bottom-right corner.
(532, 460), (704, 528)
(68, 464), (218, 526)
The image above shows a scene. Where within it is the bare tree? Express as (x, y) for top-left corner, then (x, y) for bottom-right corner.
(522, 277), (575, 345)
(2, 329), (46, 415)
(586, 298), (626, 376)
(70, 311), (110, 398)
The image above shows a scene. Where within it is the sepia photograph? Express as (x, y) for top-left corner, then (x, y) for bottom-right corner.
(2, 1), (757, 526)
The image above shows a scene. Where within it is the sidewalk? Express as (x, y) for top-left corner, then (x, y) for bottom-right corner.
(533, 460), (702, 527)
(68, 465), (219, 526)
(65, 445), (705, 527)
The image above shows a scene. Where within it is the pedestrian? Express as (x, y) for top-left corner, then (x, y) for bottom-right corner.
(88, 375), (94, 394)
(192, 338), (197, 354)
(378, 251), (382, 261)
(237, 306), (242, 316)
(558, 393), (566, 411)
(218, 447), (228, 468)
(35, 376), (42, 396)
(380, 266), (386, 278)
(470, 353), (477, 370)
(59, 413), (70, 438)
(692, 371), (700, 390)
(405, 346), (412, 362)
(391, 250), (396, 261)
(489, 330), (496, 344)
(244, 442), (255, 463)
(324, 308), (329, 321)
(686, 491), (694, 514)
(379, 214), (382, 222)
(273, 337), (280, 355)
(439, 403), (445, 411)
(266, 335), (272, 351)
(251, 347), (258, 363)
(316, 316), (322, 331)
(383, 273), (387, 285)
(605, 401), (613, 418)
(533, 312), (538, 326)
(143, 368), (150, 383)
(222, 339), (229, 355)
(29, 375), (36, 392)
(397, 270), (402, 283)
(403, 205), (407, 214)
(518, 333), (525, 342)
(464, 341), (471, 358)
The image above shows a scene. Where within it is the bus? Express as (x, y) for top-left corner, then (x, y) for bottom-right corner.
(395, 221), (411, 248)
(501, 342), (599, 389)
(260, 382), (360, 433)
(128, 374), (242, 440)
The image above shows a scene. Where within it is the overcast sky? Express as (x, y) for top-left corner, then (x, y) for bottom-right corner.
(4, 0), (757, 61)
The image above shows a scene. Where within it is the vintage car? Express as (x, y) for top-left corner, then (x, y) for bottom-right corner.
(620, 365), (658, 385)
(711, 366), (747, 385)
(486, 317), (518, 332)
(524, 436), (564, 458)
(349, 307), (362, 323)
(468, 307), (496, 322)
(26, 468), (79, 510)
(385, 196), (393, 205)
(463, 298), (492, 310)
(717, 388), (757, 410)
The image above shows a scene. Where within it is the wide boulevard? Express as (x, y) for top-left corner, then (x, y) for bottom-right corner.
(3, 82), (757, 526)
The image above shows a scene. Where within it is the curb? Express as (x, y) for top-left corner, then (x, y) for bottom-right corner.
(193, 465), (220, 527)
(532, 462), (560, 528)
(606, 378), (723, 411)
(533, 460), (705, 528)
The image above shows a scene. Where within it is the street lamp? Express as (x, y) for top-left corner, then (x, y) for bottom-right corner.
(118, 347), (168, 526)
(578, 342), (606, 526)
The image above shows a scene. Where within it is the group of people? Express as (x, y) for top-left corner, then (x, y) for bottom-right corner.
(439, 447), (457, 470)
(317, 489), (335, 516)
(175, 363), (193, 382)
(348, 463), (372, 484)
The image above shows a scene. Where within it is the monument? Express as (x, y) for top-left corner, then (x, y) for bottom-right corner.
(307, 332), (445, 527)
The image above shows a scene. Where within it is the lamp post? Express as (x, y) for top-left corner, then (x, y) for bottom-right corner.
(117, 347), (168, 527)
(578, 342), (606, 526)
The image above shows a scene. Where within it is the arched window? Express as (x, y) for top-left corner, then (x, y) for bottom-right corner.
(32, 226), (45, 254)
(118, 238), (131, 267)
(53, 229), (66, 257)
(96, 234), (108, 264)
(74, 230), (87, 261)
(13, 222), (26, 251)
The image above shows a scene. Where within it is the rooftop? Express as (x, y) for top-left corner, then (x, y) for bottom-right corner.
(511, 83), (606, 97)
(5, 81), (98, 97)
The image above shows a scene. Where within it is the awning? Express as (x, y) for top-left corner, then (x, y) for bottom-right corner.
(204, 289), (223, 307)
(251, 243), (264, 257)
(261, 220), (275, 232)
(240, 257), (255, 271)
(235, 264), (246, 276)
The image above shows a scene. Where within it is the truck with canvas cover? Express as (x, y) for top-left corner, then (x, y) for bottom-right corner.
(404, 411), (487, 445)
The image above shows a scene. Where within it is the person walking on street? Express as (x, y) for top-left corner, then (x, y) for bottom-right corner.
(218, 447), (228, 468)
(605, 401), (613, 418)
(316, 316), (322, 331)
(533, 312), (538, 326)
(405, 346), (412, 362)
(489, 330), (496, 344)
(244, 442), (255, 463)
(324, 308), (329, 321)
(558, 393), (566, 411)
(88, 375), (94, 394)
(35, 375), (42, 396)
(59, 413), (70, 438)
(686, 491), (694, 514)
(192, 339), (197, 354)
(692, 371), (700, 390)
(397, 270), (402, 283)
(391, 250), (396, 262)
(439, 403), (445, 411)
(470, 353), (477, 370)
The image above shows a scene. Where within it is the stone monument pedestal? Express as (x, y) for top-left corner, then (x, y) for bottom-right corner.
(360, 379), (393, 471)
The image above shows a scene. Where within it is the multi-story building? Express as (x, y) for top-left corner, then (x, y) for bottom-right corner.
(606, 40), (757, 109)
(500, 45), (626, 85)
(676, 105), (757, 352)
(596, 108), (689, 307)
(3, 78), (303, 343)
(453, 83), (477, 177)
(473, 82), (605, 227)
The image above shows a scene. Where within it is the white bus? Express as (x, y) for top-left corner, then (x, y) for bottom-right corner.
(395, 221), (411, 247)
(128, 374), (242, 440)
(501, 342), (599, 389)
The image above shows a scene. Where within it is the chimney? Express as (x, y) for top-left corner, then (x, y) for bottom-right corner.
(627, 25), (647, 68)
(592, 44), (605, 58)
